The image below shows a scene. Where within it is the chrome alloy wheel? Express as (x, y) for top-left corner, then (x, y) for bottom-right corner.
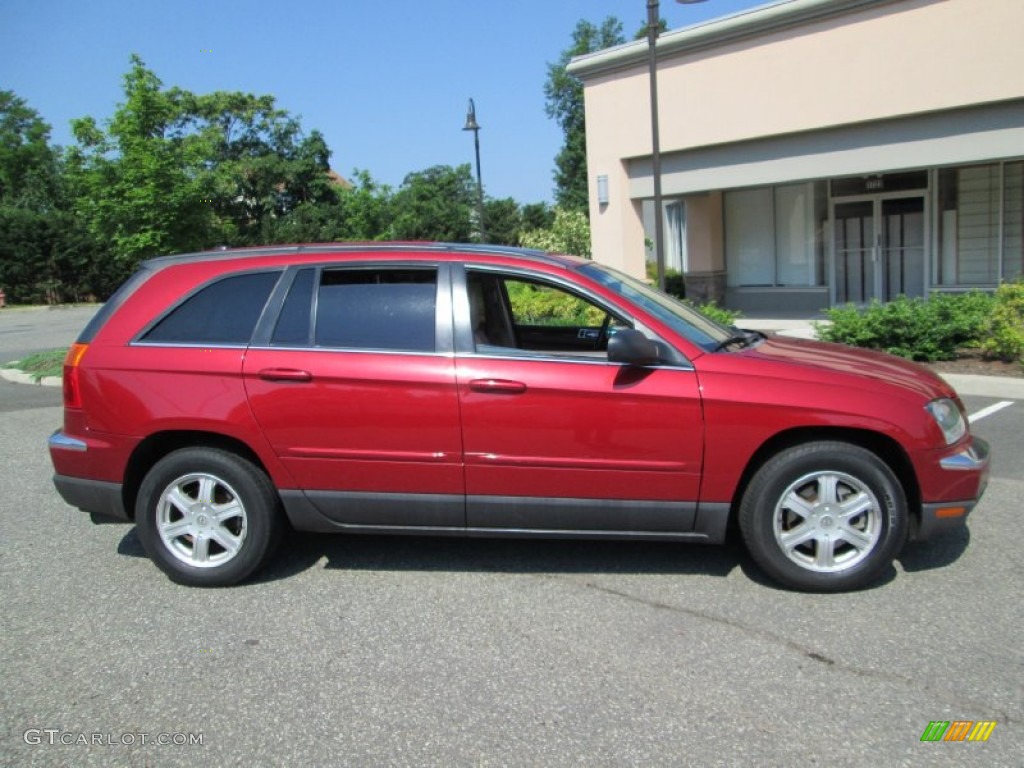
(772, 470), (882, 573)
(155, 472), (248, 568)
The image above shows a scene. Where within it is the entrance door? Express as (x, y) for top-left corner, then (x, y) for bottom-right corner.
(832, 195), (925, 303)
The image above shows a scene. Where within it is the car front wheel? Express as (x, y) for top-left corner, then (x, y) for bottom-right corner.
(135, 448), (283, 587)
(739, 441), (908, 592)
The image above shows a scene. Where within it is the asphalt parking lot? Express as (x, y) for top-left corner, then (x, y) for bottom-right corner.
(1, 311), (1021, 766)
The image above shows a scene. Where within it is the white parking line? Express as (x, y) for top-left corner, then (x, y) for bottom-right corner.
(969, 401), (1014, 423)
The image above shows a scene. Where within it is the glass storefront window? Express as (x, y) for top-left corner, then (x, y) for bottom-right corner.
(1005, 161), (1023, 281)
(725, 188), (773, 286)
(937, 164), (1000, 285)
(725, 182), (825, 287)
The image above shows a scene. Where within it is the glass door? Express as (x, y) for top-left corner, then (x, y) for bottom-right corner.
(832, 195), (925, 304)
(833, 200), (875, 304)
(881, 197), (925, 299)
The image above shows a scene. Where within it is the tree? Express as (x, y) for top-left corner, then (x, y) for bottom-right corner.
(187, 90), (337, 245)
(65, 55), (339, 279)
(264, 170), (393, 244)
(544, 18), (625, 213)
(0, 91), (61, 209)
(482, 197), (524, 246)
(519, 207), (591, 258)
(0, 92), (104, 303)
(521, 202), (555, 233)
(65, 57), (213, 271)
(390, 164), (476, 242)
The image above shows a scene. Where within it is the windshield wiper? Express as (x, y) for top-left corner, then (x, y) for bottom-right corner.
(713, 329), (765, 352)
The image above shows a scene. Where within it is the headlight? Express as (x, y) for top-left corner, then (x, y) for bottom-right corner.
(926, 398), (966, 445)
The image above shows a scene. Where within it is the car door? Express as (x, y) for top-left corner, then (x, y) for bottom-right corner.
(454, 265), (705, 535)
(242, 263), (464, 530)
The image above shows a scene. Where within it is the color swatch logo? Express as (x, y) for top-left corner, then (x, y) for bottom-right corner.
(920, 721), (997, 742)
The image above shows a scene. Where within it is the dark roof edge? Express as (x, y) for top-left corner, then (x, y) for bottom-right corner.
(567, 0), (893, 80)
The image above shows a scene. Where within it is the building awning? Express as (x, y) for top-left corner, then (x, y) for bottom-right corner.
(628, 99), (1024, 197)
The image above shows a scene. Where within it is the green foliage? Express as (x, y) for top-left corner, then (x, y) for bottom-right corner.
(333, 169), (393, 241)
(65, 57), (212, 270)
(483, 197), (525, 246)
(817, 292), (996, 361)
(544, 18), (625, 212)
(3, 348), (66, 381)
(685, 299), (741, 327)
(0, 93), (107, 303)
(0, 59), (576, 304)
(519, 207), (591, 257)
(0, 207), (106, 303)
(65, 55), (337, 278)
(506, 280), (605, 326)
(521, 202), (555, 232)
(390, 164), (475, 242)
(980, 280), (1024, 363)
(0, 90), (61, 209)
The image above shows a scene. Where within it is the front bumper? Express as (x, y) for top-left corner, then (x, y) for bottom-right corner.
(914, 437), (990, 541)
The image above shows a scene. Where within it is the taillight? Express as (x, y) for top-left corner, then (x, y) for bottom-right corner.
(63, 343), (89, 408)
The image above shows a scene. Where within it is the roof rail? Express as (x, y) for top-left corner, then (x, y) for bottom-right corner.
(140, 242), (572, 270)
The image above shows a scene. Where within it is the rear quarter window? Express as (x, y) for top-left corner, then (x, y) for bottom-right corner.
(141, 271), (281, 345)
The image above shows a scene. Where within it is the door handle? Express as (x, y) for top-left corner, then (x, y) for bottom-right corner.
(258, 368), (313, 382)
(469, 378), (527, 395)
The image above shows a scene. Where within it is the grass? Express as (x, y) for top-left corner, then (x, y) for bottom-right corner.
(3, 348), (67, 381)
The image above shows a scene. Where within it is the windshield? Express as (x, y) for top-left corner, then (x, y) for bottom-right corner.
(578, 262), (734, 351)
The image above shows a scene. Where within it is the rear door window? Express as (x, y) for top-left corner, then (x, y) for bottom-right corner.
(313, 267), (438, 352)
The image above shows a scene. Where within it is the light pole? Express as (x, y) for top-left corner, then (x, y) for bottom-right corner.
(463, 98), (486, 243)
(648, 0), (706, 291)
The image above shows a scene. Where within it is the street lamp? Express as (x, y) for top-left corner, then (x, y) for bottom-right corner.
(648, 0), (706, 291)
(463, 98), (486, 243)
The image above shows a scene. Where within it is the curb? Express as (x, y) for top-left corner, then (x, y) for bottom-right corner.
(0, 367), (61, 387)
(936, 373), (1024, 400)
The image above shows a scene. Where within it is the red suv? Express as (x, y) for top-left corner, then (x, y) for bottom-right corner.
(49, 244), (989, 591)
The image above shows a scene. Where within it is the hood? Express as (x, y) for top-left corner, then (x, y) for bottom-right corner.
(736, 335), (957, 401)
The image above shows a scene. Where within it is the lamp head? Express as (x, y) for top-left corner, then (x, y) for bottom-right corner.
(462, 99), (480, 132)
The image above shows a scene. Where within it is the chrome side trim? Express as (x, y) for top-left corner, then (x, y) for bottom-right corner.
(940, 438), (990, 471)
(48, 431), (87, 452)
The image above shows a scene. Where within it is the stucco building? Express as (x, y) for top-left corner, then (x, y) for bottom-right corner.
(567, 0), (1024, 312)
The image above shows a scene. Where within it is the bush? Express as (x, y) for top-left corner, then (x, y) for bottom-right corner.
(684, 299), (741, 327)
(505, 280), (605, 326)
(643, 265), (742, 325)
(817, 292), (995, 361)
(519, 208), (591, 258)
(981, 280), (1024, 364)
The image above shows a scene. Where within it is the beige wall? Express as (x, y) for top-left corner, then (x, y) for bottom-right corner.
(578, 0), (1024, 277)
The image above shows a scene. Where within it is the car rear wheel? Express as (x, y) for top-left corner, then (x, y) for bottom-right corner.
(739, 441), (908, 592)
(135, 448), (283, 587)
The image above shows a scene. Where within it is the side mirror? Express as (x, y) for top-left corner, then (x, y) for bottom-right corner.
(607, 329), (661, 366)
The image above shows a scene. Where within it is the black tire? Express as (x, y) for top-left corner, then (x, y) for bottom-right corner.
(739, 441), (908, 592)
(135, 448), (283, 587)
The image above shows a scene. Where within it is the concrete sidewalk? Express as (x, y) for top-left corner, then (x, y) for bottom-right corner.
(737, 317), (1024, 400)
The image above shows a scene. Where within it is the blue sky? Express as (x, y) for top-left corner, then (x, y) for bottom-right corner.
(2, 0), (766, 204)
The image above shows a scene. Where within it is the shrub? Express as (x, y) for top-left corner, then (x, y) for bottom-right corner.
(685, 299), (741, 327)
(643, 265), (742, 325)
(519, 208), (591, 258)
(980, 280), (1024, 364)
(505, 280), (604, 326)
(817, 292), (995, 361)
